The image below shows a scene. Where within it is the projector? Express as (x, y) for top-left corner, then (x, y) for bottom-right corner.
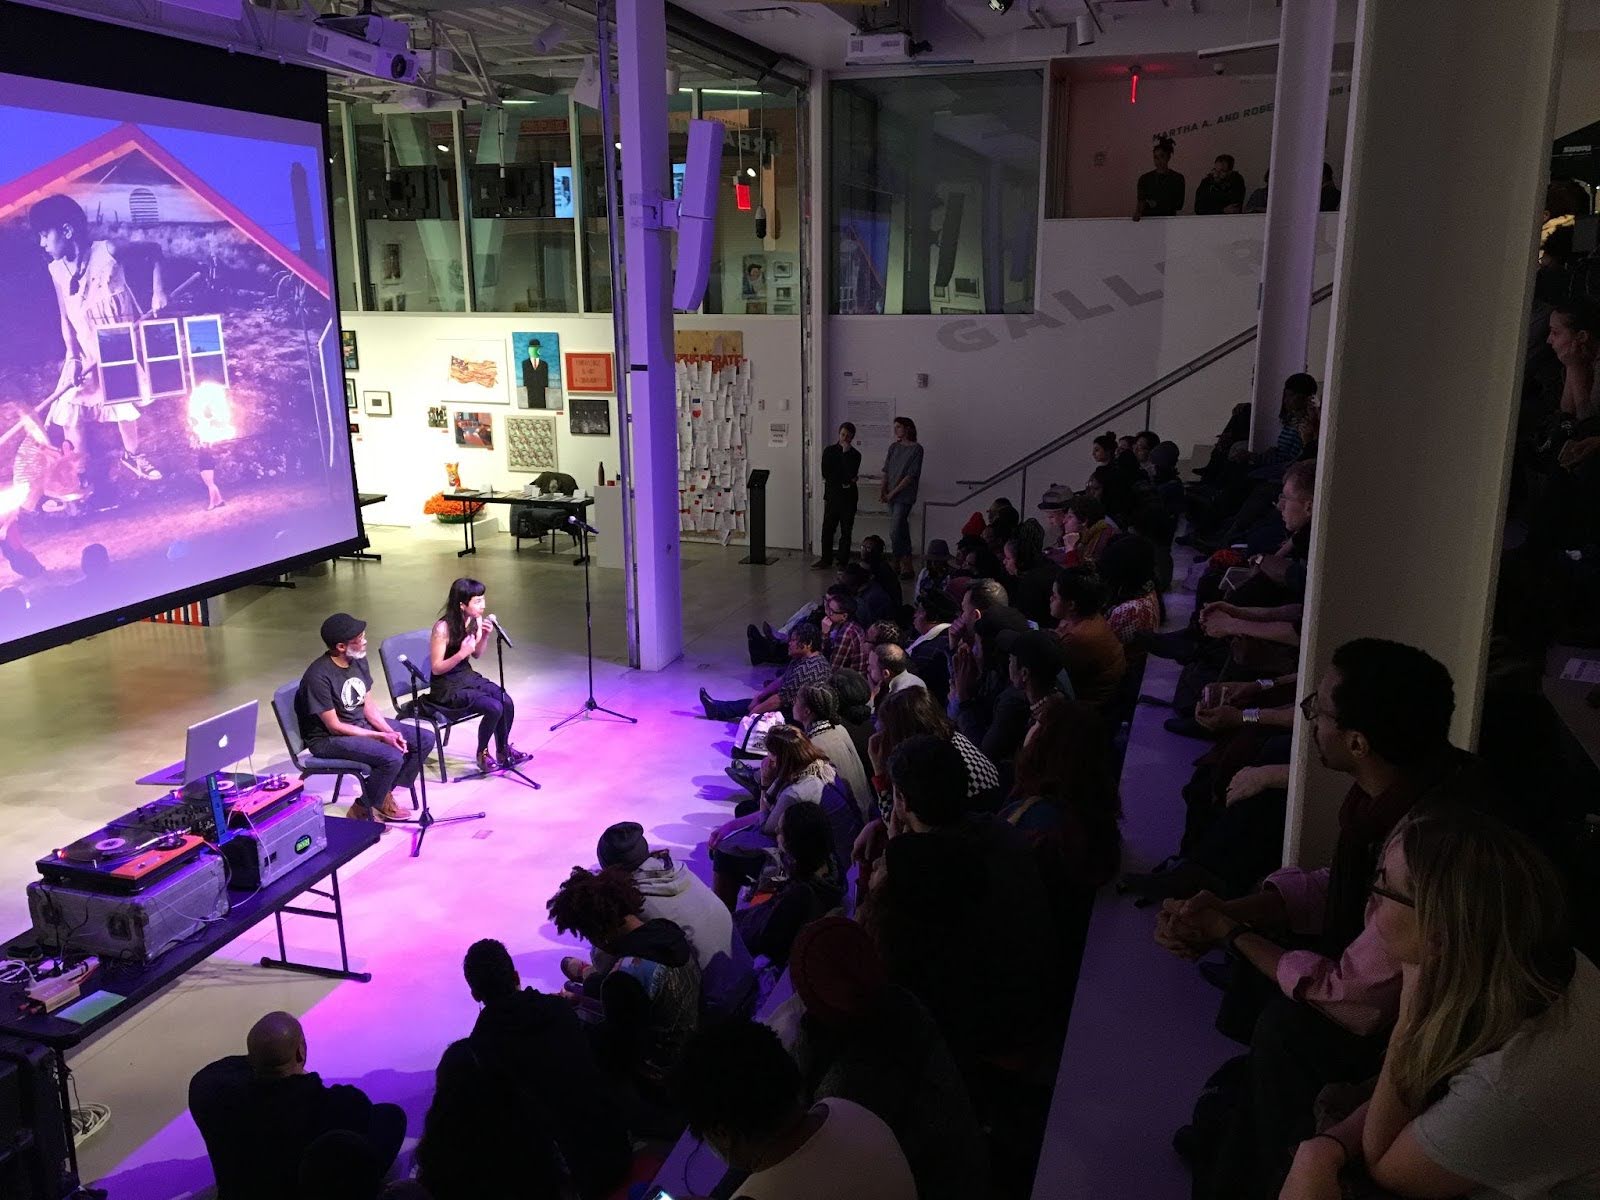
(307, 25), (420, 83)
(315, 12), (411, 51)
(845, 33), (912, 64)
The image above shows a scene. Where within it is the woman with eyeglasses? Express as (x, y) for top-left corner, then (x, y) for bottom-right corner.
(1281, 806), (1599, 1200)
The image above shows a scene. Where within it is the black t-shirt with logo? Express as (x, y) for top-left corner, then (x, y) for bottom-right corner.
(296, 654), (374, 743)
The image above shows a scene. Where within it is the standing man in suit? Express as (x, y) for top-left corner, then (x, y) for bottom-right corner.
(522, 339), (550, 409)
(815, 421), (861, 570)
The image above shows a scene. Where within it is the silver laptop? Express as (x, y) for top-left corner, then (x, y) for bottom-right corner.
(183, 700), (258, 785)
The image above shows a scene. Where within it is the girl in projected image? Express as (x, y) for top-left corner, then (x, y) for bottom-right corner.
(428, 577), (531, 776)
(28, 193), (164, 486)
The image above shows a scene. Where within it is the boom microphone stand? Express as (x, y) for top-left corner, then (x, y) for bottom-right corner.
(391, 658), (486, 857)
(464, 620), (540, 789)
(552, 516), (637, 731)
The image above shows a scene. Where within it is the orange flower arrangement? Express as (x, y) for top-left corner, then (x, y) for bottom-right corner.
(423, 492), (483, 524)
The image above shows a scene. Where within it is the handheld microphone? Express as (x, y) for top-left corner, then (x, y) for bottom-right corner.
(396, 653), (427, 686)
(566, 514), (601, 536)
(487, 613), (514, 648)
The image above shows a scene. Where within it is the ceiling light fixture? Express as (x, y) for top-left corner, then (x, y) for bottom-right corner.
(437, 142), (450, 152)
(988, 0), (1012, 12)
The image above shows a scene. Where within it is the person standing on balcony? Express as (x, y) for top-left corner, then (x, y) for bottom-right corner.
(1194, 154), (1246, 215)
(881, 416), (924, 582)
(1134, 136), (1185, 220)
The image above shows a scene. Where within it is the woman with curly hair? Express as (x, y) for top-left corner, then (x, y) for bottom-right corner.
(547, 866), (700, 1133)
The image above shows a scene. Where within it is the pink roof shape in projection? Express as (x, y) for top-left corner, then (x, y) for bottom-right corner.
(0, 122), (329, 297)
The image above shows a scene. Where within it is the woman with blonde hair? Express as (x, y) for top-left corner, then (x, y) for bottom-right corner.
(708, 724), (836, 908)
(1281, 806), (1599, 1200)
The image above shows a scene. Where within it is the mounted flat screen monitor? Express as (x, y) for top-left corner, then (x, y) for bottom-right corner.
(0, 5), (362, 663)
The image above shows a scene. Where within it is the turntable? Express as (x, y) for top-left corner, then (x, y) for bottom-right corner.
(39, 824), (208, 894)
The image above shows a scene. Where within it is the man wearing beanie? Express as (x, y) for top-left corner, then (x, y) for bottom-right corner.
(562, 823), (735, 986)
(295, 611), (435, 823)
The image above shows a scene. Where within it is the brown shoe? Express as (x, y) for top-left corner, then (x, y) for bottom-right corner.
(349, 803), (387, 830)
(376, 793), (407, 821)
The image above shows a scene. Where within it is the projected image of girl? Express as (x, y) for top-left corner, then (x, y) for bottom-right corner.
(0, 80), (358, 656)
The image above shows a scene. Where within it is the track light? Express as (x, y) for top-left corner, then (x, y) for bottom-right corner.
(988, 0), (1012, 11)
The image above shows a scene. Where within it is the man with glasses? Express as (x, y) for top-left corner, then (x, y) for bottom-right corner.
(1154, 638), (1487, 1200)
(296, 611), (435, 824)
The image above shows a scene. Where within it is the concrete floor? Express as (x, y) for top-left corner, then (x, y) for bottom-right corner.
(0, 524), (815, 1198)
(1, 522), (1227, 1200)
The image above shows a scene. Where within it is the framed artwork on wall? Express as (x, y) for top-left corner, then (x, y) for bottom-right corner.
(569, 397), (611, 436)
(363, 390), (392, 417)
(454, 411), (494, 450)
(344, 377), (357, 411)
(564, 351), (615, 395)
(506, 414), (559, 472)
(427, 405), (448, 429)
(510, 331), (564, 410)
(440, 338), (510, 405)
(341, 330), (359, 371)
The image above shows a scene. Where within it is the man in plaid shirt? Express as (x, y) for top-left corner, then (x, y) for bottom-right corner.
(700, 624), (833, 721)
(821, 587), (871, 676)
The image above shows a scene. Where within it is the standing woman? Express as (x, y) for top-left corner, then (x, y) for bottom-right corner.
(881, 416), (924, 582)
(429, 577), (531, 774)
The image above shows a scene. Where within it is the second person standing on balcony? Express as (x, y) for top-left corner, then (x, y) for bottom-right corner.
(881, 416), (924, 582)
(1134, 135), (1185, 220)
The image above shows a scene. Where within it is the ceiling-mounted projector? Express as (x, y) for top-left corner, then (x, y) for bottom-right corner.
(307, 15), (419, 82)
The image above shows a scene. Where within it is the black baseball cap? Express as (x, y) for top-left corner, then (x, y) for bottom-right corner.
(320, 612), (367, 649)
(596, 821), (650, 871)
(995, 628), (1067, 680)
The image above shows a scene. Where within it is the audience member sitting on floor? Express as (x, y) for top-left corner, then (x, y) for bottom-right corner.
(948, 623), (1036, 771)
(955, 577), (1030, 685)
(554, 822), (734, 987)
(673, 1019), (917, 1200)
(1153, 639), (1487, 1200)
(1099, 533), (1163, 646)
(709, 724), (839, 907)
(297, 1131), (389, 1200)
(734, 799), (846, 965)
(700, 623), (832, 722)
(907, 588), (957, 707)
(821, 586), (871, 676)
(794, 683), (874, 820)
(829, 667), (876, 774)
(190, 1011), (406, 1200)
(415, 939), (630, 1200)
(868, 642), (925, 709)
(859, 533), (905, 611)
(1281, 806), (1600, 1200)
(1132, 429), (1161, 474)
(1000, 694), (1122, 897)
(841, 560), (895, 627)
(1050, 568), (1127, 708)
(1062, 492), (1119, 566)
(1003, 531), (1058, 627)
(860, 734), (1059, 1070)
(546, 867), (701, 1136)
(953, 534), (1007, 597)
(985, 497), (1021, 548)
(871, 684), (1002, 821)
(866, 618), (905, 648)
(788, 917), (992, 1200)
(914, 538), (954, 599)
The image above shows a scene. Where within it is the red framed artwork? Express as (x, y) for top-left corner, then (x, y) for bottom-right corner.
(564, 351), (616, 394)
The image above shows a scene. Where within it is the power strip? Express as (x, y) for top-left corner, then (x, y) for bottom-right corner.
(25, 957), (99, 1013)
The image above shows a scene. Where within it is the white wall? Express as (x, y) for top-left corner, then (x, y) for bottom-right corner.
(826, 213), (1338, 547)
(341, 312), (805, 547)
(1064, 75), (1351, 219)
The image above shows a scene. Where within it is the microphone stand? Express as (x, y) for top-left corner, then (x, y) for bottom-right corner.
(386, 661), (486, 858)
(466, 621), (540, 789)
(552, 520), (637, 731)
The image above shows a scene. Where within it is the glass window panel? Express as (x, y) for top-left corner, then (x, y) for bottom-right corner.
(141, 320), (185, 396)
(351, 106), (464, 312)
(700, 88), (800, 316)
(328, 101), (359, 311)
(185, 316), (229, 385)
(829, 71), (1041, 315)
(464, 97), (578, 313)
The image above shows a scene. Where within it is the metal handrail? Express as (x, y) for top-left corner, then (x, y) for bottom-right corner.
(927, 283), (1334, 544)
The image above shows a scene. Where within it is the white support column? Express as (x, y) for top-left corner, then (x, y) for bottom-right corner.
(614, 0), (683, 670)
(1285, 0), (1564, 868)
(1249, 0), (1336, 453)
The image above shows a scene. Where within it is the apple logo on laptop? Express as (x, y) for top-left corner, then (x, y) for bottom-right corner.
(218, 734), (229, 750)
